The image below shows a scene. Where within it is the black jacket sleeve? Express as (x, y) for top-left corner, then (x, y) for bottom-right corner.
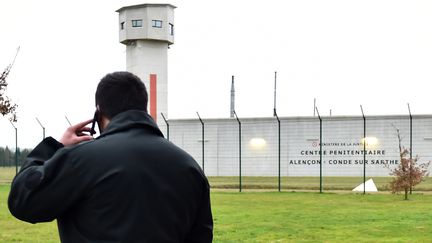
(8, 137), (87, 223)
(185, 180), (213, 243)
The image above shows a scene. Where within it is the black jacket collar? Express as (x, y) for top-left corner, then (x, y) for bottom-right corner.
(97, 110), (164, 139)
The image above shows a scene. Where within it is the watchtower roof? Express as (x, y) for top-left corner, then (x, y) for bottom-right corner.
(116, 3), (176, 13)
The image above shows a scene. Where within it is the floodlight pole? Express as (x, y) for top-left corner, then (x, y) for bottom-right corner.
(233, 110), (242, 192)
(275, 110), (281, 192)
(408, 103), (413, 194)
(161, 113), (169, 141)
(197, 112), (205, 173)
(35, 117), (45, 140)
(9, 120), (18, 174)
(360, 105), (366, 195)
(316, 107), (323, 193)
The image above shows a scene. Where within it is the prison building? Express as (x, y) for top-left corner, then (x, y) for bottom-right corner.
(164, 114), (432, 177)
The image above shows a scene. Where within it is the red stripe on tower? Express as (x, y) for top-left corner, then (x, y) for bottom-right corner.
(150, 74), (157, 122)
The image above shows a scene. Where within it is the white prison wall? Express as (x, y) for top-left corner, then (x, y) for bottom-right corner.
(165, 115), (432, 177)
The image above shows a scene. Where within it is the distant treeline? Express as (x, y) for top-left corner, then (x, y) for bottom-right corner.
(0, 147), (32, 167)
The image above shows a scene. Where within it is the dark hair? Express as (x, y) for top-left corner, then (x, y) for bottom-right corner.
(95, 71), (148, 119)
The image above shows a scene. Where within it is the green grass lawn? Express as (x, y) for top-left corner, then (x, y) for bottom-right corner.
(0, 167), (17, 185)
(212, 192), (432, 242)
(4, 167), (432, 191)
(207, 176), (432, 191)
(2, 184), (432, 242)
(0, 185), (60, 243)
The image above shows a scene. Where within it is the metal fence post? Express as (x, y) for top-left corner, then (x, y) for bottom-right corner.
(316, 107), (323, 193)
(274, 111), (281, 192)
(197, 112), (205, 173)
(65, 116), (72, 126)
(9, 120), (18, 174)
(360, 105), (366, 195)
(408, 103), (413, 194)
(36, 117), (45, 140)
(233, 111), (242, 192)
(161, 113), (169, 141)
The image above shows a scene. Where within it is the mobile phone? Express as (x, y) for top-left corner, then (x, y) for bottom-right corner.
(90, 110), (99, 135)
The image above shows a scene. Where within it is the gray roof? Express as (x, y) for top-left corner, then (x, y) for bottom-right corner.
(116, 3), (176, 13)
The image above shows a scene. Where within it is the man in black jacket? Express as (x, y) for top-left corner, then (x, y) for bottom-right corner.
(8, 71), (213, 242)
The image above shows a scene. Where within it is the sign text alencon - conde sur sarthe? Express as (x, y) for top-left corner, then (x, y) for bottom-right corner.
(289, 141), (399, 165)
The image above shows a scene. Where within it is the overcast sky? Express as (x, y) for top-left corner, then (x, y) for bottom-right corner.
(1, 0), (432, 148)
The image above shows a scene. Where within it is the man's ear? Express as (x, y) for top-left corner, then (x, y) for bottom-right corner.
(97, 112), (111, 133)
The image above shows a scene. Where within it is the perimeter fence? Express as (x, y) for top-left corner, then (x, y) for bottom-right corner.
(161, 113), (432, 192)
(2, 113), (432, 192)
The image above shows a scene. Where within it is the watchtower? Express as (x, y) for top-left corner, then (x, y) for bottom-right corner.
(117, 3), (175, 124)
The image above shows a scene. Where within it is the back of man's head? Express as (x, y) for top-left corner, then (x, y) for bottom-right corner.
(96, 71), (148, 119)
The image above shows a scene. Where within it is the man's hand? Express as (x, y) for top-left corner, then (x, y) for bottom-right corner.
(60, 119), (94, 146)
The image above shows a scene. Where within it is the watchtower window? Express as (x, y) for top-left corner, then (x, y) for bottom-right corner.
(132, 19), (142, 27)
(169, 23), (174, 35)
(120, 22), (125, 30)
(152, 20), (163, 28)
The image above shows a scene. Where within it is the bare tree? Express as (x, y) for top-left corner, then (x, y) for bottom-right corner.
(0, 47), (19, 121)
(389, 128), (430, 200)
